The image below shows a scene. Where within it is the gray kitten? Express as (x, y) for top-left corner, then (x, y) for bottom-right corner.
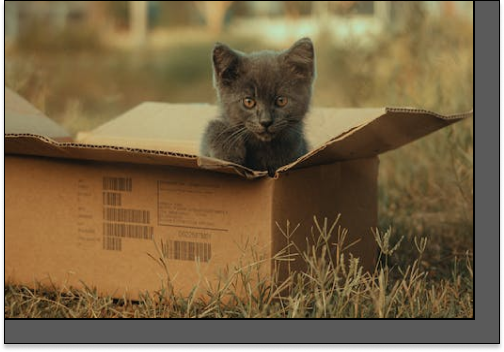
(200, 38), (315, 176)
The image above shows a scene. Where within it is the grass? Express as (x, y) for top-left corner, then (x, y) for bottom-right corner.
(5, 7), (473, 318)
(5, 217), (473, 318)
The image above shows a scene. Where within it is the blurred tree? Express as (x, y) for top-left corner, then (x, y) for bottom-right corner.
(129, 1), (148, 47)
(107, 1), (130, 30)
(193, 1), (234, 34)
(88, 1), (109, 31)
(283, 1), (301, 19)
(5, 1), (19, 42)
(332, 1), (358, 14)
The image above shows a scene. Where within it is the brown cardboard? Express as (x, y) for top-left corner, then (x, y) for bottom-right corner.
(6, 156), (274, 298)
(5, 89), (472, 300)
(272, 158), (379, 277)
(75, 103), (386, 156)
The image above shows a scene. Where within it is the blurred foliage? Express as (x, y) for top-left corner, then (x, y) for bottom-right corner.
(6, 1), (473, 124)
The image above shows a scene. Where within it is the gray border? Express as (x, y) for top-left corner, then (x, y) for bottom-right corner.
(4, 1), (496, 344)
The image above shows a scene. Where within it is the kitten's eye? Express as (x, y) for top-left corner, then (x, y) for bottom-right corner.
(243, 97), (256, 109)
(275, 96), (288, 107)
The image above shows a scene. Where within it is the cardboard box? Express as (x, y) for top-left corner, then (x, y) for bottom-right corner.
(5, 88), (471, 299)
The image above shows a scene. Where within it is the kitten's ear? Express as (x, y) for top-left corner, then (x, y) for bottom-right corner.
(213, 43), (241, 86)
(282, 37), (315, 81)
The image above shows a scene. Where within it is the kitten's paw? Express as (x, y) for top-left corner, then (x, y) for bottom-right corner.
(209, 146), (246, 165)
(267, 167), (277, 177)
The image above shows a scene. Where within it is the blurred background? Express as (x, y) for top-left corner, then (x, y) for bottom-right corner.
(5, 1), (473, 278)
(5, 1), (473, 133)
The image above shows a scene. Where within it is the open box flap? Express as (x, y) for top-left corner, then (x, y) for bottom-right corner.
(278, 107), (473, 172)
(75, 102), (384, 155)
(5, 91), (471, 179)
(4, 133), (263, 178)
(5, 87), (71, 142)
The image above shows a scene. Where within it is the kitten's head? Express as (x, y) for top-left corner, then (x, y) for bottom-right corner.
(212, 38), (315, 142)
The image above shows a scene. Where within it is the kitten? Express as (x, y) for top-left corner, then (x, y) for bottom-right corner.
(200, 38), (315, 176)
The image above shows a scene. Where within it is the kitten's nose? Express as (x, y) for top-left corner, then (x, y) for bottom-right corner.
(260, 120), (272, 128)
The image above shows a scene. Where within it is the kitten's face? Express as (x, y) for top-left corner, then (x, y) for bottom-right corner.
(212, 38), (315, 142)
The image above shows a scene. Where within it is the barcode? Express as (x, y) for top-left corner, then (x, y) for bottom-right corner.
(103, 192), (122, 206)
(103, 236), (122, 251)
(103, 208), (150, 224)
(163, 240), (211, 262)
(103, 223), (153, 240)
(103, 177), (132, 192)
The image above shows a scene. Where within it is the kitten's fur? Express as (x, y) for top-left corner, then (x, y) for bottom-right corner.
(200, 38), (315, 176)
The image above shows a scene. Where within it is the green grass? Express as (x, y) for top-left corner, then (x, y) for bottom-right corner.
(5, 217), (473, 318)
(5, 10), (473, 318)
